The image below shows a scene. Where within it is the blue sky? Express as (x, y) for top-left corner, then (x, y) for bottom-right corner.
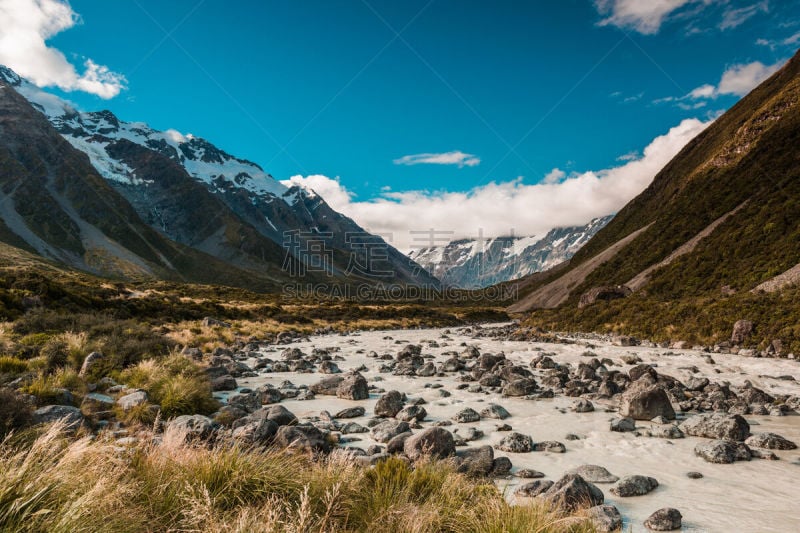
(1, 0), (799, 248)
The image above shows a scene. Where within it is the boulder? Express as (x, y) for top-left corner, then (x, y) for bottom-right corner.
(32, 405), (84, 430)
(231, 418), (278, 444)
(619, 381), (675, 420)
(694, 440), (751, 463)
(167, 415), (215, 440)
(211, 374), (237, 391)
(644, 508), (682, 531)
(681, 413), (750, 441)
(263, 405), (298, 426)
(455, 445), (495, 476)
(404, 427), (456, 461)
(374, 390), (405, 417)
(502, 378), (537, 396)
(588, 504), (623, 532)
(371, 419), (411, 443)
(745, 432), (797, 450)
(610, 416), (636, 432)
(496, 432), (534, 453)
(318, 360), (341, 374)
(611, 475), (658, 497)
(396, 405), (426, 422)
(565, 465), (619, 484)
(480, 403), (511, 419)
(116, 390), (148, 411)
(453, 407), (481, 423)
(534, 440), (566, 453)
(334, 406), (365, 419)
(336, 372), (369, 400)
(731, 319), (753, 344)
(571, 399), (594, 413)
(515, 480), (553, 497)
(309, 376), (344, 395)
(541, 473), (604, 512)
(274, 424), (331, 453)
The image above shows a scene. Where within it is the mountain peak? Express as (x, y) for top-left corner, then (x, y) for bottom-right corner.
(0, 65), (21, 87)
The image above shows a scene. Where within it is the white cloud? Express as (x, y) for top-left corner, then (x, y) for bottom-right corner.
(717, 60), (782, 96)
(542, 168), (566, 184)
(393, 151), (480, 168)
(657, 59), (784, 106)
(0, 0), (126, 98)
(594, 0), (698, 35)
(286, 118), (712, 251)
(719, 1), (768, 30)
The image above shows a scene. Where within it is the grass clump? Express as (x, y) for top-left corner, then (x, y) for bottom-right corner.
(0, 388), (33, 438)
(119, 355), (218, 418)
(0, 356), (28, 374)
(0, 425), (598, 533)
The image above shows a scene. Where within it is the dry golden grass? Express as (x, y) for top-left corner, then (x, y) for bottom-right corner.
(0, 424), (599, 533)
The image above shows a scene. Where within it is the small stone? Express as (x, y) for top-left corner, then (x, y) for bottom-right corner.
(496, 432), (534, 453)
(453, 407), (481, 423)
(686, 471), (703, 479)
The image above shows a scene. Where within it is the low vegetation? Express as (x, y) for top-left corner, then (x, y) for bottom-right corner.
(0, 424), (596, 533)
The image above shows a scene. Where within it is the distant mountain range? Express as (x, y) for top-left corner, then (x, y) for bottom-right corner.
(407, 217), (612, 288)
(0, 65), (436, 291)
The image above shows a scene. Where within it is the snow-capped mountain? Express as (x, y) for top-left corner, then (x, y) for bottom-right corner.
(407, 216), (613, 288)
(0, 65), (435, 287)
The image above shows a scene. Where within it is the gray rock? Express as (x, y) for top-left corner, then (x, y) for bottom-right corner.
(566, 465), (619, 484)
(318, 360), (341, 374)
(610, 416), (636, 432)
(745, 432), (797, 450)
(309, 376), (344, 395)
(263, 405), (298, 426)
(32, 405), (84, 430)
(336, 372), (369, 400)
(167, 415), (215, 440)
(571, 399), (595, 413)
(371, 419), (411, 443)
(646, 424), (685, 439)
(515, 480), (553, 497)
(386, 431), (413, 453)
(231, 418), (278, 444)
(694, 439), (751, 463)
(492, 456), (513, 476)
(274, 424), (330, 453)
(334, 406), (365, 419)
(681, 413), (750, 441)
(404, 427), (456, 460)
(686, 471), (703, 479)
(453, 407), (481, 423)
(374, 390), (405, 417)
(496, 432), (534, 453)
(620, 381), (675, 420)
(116, 390), (148, 411)
(644, 508), (682, 531)
(535, 440), (566, 453)
(588, 504), (623, 532)
(541, 473), (604, 512)
(395, 404), (426, 422)
(516, 468), (545, 479)
(480, 403), (511, 420)
(731, 319), (753, 344)
(611, 475), (659, 497)
(455, 445), (494, 476)
(211, 374), (237, 391)
(502, 378), (538, 396)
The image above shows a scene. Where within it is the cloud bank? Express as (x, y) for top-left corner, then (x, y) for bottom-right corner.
(0, 0), (126, 98)
(393, 151), (480, 168)
(283, 117), (711, 251)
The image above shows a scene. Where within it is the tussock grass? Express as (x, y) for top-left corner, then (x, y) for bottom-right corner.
(118, 355), (218, 418)
(0, 425), (597, 533)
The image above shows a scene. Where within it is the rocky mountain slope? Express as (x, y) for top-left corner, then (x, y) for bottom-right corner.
(408, 216), (611, 288)
(0, 66), (435, 289)
(509, 48), (800, 351)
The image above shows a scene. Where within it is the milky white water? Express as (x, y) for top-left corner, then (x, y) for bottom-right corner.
(228, 324), (800, 532)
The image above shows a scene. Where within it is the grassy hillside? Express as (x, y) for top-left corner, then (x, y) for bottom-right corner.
(514, 49), (800, 350)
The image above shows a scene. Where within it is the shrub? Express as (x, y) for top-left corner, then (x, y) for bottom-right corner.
(0, 388), (33, 437)
(0, 356), (28, 375)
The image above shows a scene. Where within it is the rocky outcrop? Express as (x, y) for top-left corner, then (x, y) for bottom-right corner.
(578, 285), (631, 308)
(681, 413), (750, 441)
